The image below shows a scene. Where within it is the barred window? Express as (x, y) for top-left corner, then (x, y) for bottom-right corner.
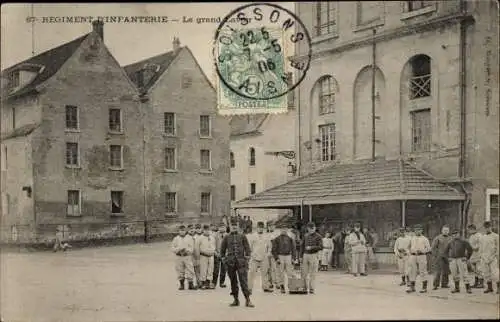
(67, 190), (81, 217)
(319, 123), (336, 162)
(109, 108), (122, 132)
(110, 145), (123, 168)
(65, 105), (79, 130)
(165, 147), (176, 170)
(409, 54), (431, 100)
(200, 149), (211, 170)
(315, 2), (337, 36)
(66, 142), (79, 166)
(411, 109), (431, 152)
(201, 192), (211, 214)
(200, 115), (211, 137)
(164, 112), (176, 135)
(165, 192), (177, 213)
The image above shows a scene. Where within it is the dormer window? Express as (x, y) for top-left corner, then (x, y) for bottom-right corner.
(8, 71), (20, 88)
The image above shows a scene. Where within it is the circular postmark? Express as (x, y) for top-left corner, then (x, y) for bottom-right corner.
(213, 3), (312, 101)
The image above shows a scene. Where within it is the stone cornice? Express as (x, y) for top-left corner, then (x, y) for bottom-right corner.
(291, 12), (475, 62)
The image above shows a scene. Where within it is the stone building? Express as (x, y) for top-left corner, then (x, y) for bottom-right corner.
(229, 112), (295, 226)
(234, 0), (499, 251)
(0, 22), (230, 244)
(123, 37), (230, 230)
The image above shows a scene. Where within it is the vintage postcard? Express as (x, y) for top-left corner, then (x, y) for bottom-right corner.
(0, 2), (498, 322)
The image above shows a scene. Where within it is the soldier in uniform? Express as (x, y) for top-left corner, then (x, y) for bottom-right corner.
(301, 222), (323, 294)
(431, 225), (452, 290)
(172, 225), (196, 290)
(247, 221), (273, 293)
(266, 222), (279, 290)
(192, 223), (203, 288)
(467, 224), (484, 288)
(394, 227), (411, 286)
(199, 224), (216, 289)
(406, 224), (431, 293)
(220, 217), (254, 307)
(480, 221), (499, 294)
(445, 229), (473, 294)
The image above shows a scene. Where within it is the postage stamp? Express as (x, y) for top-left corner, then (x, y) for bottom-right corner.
(213, 3), (312, 115)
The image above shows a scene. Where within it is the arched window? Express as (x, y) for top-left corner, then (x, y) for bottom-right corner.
(249, 147), (255, 166)
(409, 54), (431, 99)
(317, 76), (336, 115)
(230, 151), (235, 168)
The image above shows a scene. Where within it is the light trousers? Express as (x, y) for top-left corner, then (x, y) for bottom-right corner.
(351, 251), (366, 274)
(276, 255), (293, 287)
(248, 258), (271, 292)
(302, 253), (319, 290)
(449, 257), (470, 284)
(199, 255), (214, 281)
(175, 256), (194, 281)
(397, 255), (409, 275)
(408, 254), (428, 282)
(481, 258), (499, 283)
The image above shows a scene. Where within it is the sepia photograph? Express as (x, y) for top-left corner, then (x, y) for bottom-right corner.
(0, 1), (499, 321)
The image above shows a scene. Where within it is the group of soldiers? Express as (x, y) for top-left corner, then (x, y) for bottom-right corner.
(393, 221), (499, 294)
(172, 218), (325, 307)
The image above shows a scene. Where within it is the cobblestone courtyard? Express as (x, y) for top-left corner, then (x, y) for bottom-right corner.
(1, 242), (498, 321)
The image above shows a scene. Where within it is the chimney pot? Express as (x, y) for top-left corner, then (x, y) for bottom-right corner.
(173, 37), (181, 52)
(92, 20), (104, 41)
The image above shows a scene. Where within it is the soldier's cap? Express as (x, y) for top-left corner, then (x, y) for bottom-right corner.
(306, 222), (316, 228)
(203, 224), (210, 229)
(195, 224), (202, 229)
(257, 221), (264, 227)
(354, 222), (361, 227)
(399, 227), (406, 232)
(414, 224), (423, 230)
(483, 221), (492, 228)
(179, 225), (186, 230)
(187, 224), (194, 229)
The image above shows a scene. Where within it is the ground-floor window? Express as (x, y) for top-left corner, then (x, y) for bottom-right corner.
(486, 189), (499, 233)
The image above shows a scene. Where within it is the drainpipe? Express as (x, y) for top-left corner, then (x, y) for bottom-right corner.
(371, 29), (377, 162)
(458, 0), (469, 236)
(142, 96), (149, 243)
(296, 69), (302, 176)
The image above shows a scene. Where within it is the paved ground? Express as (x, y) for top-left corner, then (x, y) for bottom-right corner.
(1, 242), (499, 321)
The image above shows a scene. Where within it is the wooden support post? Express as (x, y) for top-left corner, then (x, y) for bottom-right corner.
(402, 200), (406, 227)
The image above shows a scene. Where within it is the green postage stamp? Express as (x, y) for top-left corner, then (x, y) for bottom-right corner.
(213, 3), (312, 115)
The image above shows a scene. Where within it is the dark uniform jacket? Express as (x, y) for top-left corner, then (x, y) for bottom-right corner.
(271, 234), (297, 261)
(445, 238), (473, 259)
(301, 232), (323, 255)
(220, 231), (251, 267)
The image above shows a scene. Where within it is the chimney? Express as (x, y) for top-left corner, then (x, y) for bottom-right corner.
(173, 37), (181, 52)
(92, 20), (104, 41)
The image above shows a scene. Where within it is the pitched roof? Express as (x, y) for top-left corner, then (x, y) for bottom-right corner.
(123, 48), (181, 95)
(230, 114), (269, 137)
(2, 34), (88, 98)
(234, 159), (464, 208)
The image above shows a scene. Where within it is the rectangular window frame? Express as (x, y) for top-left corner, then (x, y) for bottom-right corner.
(65, 105), (79, 131)
(200, 192), (211, 215)
(250, 183), (256, 195)
(108, 108), (123, 133)
(67, 190), (82, 217)
(319, 123), (336, 162)
(111, 190), (124, 215)
(164, 112), (176, 136)
(486, 188), (499, 223)
(401, 1), (437, 20)
(410, 108), (431, 153)
(199, 115), (211, 138)
(164, 147), (177, 171)
(12, 107), (16, 130)
(230, 185), (236, 201)
(109, 145), (124, 170)
(9, 71), (20, 88)
(65, 142), (80, 168)
(200, 149), (212, 172)
(314, 2), (338, 39)
(165, 192), (178, 215)
(354, 1), (385, 32)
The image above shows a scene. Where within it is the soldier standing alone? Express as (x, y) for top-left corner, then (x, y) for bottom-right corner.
(220, 218), (254, 307)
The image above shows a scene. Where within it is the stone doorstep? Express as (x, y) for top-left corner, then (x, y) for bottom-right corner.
(321, 273), (499, 306)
